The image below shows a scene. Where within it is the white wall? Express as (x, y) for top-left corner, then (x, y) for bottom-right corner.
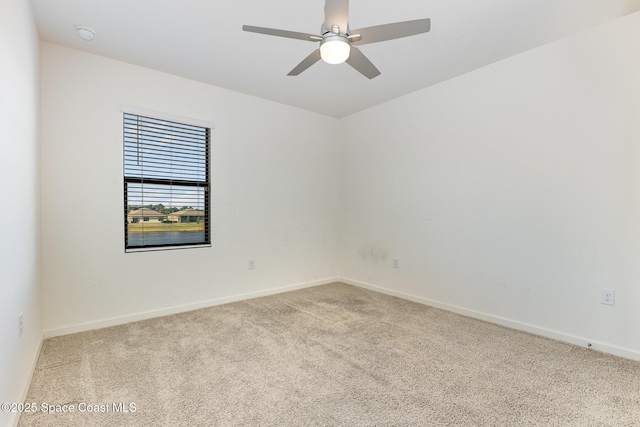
(0, 0), (42, 425)
(340, 12), (640, 358)
(40, 43), (340, 334)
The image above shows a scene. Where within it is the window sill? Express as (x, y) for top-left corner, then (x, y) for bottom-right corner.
(125, 244), (211, 253)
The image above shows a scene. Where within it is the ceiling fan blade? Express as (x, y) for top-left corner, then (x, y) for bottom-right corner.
(346, 46), (380, 79)
(351, 18), (431, 46)
(323, 0), (349, 34)
(287, 49), (322, 76)
(242, 25), (319, 42)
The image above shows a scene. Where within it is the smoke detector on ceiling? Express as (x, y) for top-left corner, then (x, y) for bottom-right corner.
(75, 26), (95, 41)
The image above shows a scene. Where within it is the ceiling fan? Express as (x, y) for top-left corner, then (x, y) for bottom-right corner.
(242, 0), (431, 79)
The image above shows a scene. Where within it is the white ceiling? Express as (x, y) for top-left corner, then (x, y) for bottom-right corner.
(30, 0), (640, 118)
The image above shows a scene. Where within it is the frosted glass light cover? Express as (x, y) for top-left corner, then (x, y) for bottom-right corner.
(320, 39), (350, 64)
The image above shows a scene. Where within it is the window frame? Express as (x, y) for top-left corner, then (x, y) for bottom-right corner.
(122, 107), (214, 252)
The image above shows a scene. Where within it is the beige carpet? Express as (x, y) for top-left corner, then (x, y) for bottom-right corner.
(19, 283), (640, 426)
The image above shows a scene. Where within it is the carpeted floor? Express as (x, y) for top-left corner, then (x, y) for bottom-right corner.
(19, 282), (640, 426)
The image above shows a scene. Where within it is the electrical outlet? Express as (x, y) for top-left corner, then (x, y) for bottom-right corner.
(18, 314), (23, 337)
(248, 259), (255, 270)
(393, 258), (400, 269)
(600, 288), (615, 306)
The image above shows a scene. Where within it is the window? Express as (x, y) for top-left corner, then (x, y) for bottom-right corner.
(124, 112), (210, 250)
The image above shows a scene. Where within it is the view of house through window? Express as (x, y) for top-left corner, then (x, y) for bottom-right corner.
(124, 112), (210, 250)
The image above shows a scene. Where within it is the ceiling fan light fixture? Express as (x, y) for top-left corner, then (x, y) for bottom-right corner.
(320, 36), (350, 64)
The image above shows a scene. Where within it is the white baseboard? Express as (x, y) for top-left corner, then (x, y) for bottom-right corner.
(10, 334), (44, 427)
(44, 277), (340, 339)
(41, 276), (640, 361)
(341, 277), (640, 362)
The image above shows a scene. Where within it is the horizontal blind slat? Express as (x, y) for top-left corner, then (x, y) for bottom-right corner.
(124, 114), (206, 135)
